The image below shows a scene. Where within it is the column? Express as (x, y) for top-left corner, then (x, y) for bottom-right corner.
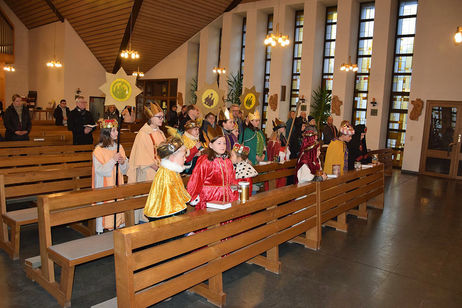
(197, 25), (221, 87)
(366, 0), (397, 149)
(331, 0), (360, 127)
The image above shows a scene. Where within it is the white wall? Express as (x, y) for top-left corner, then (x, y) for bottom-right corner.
(0, 0), (29, 105)
(402, 0), (462, 172)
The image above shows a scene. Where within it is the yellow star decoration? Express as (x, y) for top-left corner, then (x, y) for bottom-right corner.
(195, 82), (225, 117)
(99, 67), (142, 111)
(240, 86), (261, 116)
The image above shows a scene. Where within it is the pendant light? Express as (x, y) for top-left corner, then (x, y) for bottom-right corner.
(121, 11), (140, 59)
(46, 9), (63, 68)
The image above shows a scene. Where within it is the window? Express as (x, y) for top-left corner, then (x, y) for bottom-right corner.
(240, 18), (246, 79)
(261, 14), (273, 129)
(386, 0), (418, 167)
(321, 7), (338, 93)
(352, 3), (375, 126)
(289, 11), (304, 111)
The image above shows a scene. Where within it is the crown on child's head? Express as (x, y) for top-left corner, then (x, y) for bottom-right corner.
(232, 143), (250, 156)
(100, 119), (118, 129)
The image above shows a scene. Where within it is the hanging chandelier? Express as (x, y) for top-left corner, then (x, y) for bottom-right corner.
(46, 9), (63, 68)
(454, 26), (462, 45)
(132, 67), (144, 77)
(120, 11), (139, 59)
(340, 56), (358, 72)
(212, 67), (226, 74)
(264, 23), (290, 47)
(3, 65), (15, 72)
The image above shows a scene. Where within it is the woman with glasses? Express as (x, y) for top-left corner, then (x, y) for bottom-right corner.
(127, 102), (166, 224)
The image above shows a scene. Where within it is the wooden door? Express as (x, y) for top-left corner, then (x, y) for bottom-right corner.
(420, 100), (462, 179)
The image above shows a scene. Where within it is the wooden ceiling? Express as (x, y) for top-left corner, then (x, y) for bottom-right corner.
(4, 0), (238, 73)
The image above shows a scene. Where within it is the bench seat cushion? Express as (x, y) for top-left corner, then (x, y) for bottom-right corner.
(3, 207), (37, 224)
(48, 232), (113, 263)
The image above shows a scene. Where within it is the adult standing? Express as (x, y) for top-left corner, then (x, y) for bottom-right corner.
(231, 104), (244, 136)
(178, 105), (200, 132)
(53, 99), (70, 126)
(167, 104), (179, 127)
(127, 102), (166, 224)
(347, 124), (371, 170)
(322, 116), (338, 145)
(4, 94), (31, 141)
(307, 115), (318, 134)
(285, 111), (296, 138)
(68, 96), (96, 145)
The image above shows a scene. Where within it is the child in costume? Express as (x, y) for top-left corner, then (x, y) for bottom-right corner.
(92, 119), (129, 233)
(324, 124), (355, 175)
(218, 107), (238, 152)
(230, 143), (258, 194)
(144, 137), (190, 221)
(240, 110), (267, 165)
(296, 130), (327, 183)
(181, 120), (203, 173)
(127, 102), (166, 223)
(267, 118), (289, 163)
(187, 128), (238, 210)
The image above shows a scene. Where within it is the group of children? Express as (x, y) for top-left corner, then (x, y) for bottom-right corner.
(92, 102), (360, 232)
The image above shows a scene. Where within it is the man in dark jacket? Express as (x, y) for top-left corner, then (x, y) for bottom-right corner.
(53, 99), (70, 126)
(67, 96), (95, 145)
(322, 116), (338, 145)
(3, 94), (32, 141)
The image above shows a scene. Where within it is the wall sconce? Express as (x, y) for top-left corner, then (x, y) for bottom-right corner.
(212, 67), (226, 74)
(370, 97), (377, 107)
(454, 26), (462, 45)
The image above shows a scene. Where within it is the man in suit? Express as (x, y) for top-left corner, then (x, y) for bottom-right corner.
(67, 96), (96, 145)
(53, 99), (70, 126)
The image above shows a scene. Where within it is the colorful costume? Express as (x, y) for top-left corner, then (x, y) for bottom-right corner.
(127, 102), (166, 223)
(347, 124), (371, 170)
(267, 118), (289, 188)
(240, 111), (267, 165)
(144, 138), (190, 219)
(324, 124), (355, 175)
(92, 119), (128, 233)
(296, 131), (322, 183)
(233, 144), (258, 193)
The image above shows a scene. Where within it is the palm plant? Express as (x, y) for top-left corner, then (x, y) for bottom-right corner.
(310, 86), (332, 132)
(225, 72), (243, 105)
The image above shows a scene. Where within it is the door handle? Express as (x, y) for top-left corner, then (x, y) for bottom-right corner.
(448, 142), (455, 157)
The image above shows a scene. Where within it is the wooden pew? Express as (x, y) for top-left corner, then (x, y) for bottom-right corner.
(253, 160), (297, 190)
(0, 144), (94, 157)
(0, 136), (73, 148)
(368, 148), (393, 176)
(319, 164), (384, 232)
(24, 182), (152, 307)
(0, 167), (93, 260)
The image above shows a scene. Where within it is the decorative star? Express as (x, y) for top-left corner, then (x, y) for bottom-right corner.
(240, 86), (261, 116)
(195, 82), (225, 117)
(98, 67), (142, 111)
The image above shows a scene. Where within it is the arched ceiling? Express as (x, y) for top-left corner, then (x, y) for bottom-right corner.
(4, 0), (241, 73)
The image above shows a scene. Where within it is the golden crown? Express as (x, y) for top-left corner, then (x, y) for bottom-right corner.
(248, 110), (260, 121)
(157, 137), (184, 159)
(144, 102), (163, 118)
(100, 119), (118, 129)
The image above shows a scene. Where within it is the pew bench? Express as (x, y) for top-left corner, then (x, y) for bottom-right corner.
(112, 181), (319, 308)
(0, 136), (73, 148)
(0, 167), (93, 259)
(24, 182), (152, 308)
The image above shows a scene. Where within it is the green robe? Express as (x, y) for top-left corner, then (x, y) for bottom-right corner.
(240, 127), (267, 165)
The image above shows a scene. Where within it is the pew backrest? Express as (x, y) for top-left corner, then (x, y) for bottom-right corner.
(114, 182), (318, 307)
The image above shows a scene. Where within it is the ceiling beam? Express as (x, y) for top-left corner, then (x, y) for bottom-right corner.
(112, 0), (144, 74)
(44, 0), (64, 22)
(225, 0), (242, 12)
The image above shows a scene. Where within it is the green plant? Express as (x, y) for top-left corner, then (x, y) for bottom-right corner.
(189, 77), (197, 105)
(225, 72), (243, 105)
(310, 86), (332, 132)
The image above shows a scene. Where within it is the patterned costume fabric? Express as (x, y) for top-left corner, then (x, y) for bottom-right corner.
(240, 127), (267, 165)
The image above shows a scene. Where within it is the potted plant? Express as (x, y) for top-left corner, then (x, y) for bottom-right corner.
(225, 72), (243, 105)
(310, 86), (332, 133)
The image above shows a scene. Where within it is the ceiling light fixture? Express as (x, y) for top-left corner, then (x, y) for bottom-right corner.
(264, 22), (290, 47)
(132, 67), (144, 77)
(340, 56), (358, 72)
(46, 8), (63, 68)
(454, 26), (462, 45)
(3, 65), (15, 72)
(121, 11), (139, 59)
(212, 67), (226, 74)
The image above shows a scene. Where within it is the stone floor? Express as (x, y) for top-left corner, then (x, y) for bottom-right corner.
(1, 172), (461, 307)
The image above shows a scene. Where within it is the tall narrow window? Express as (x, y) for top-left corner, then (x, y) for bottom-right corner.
(217, 28), (222, 86)
(289, 11), (304, 111)
(321, 7), (338, 93)
(261, 14), (273, 129)
(386, 0), (418, 167)
(240, 17), (246, 78)
(352, 3), (375, 126)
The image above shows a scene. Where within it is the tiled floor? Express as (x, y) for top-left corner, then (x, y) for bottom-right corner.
(1, 172), (461, 307)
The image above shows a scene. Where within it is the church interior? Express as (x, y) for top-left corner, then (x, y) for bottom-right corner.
(0, 0), (461, 307)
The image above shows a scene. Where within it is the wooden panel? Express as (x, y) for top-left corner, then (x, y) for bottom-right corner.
(4, 0), (58, 29)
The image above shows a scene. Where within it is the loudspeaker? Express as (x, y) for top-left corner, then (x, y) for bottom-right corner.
(280, 86), (286, 101)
